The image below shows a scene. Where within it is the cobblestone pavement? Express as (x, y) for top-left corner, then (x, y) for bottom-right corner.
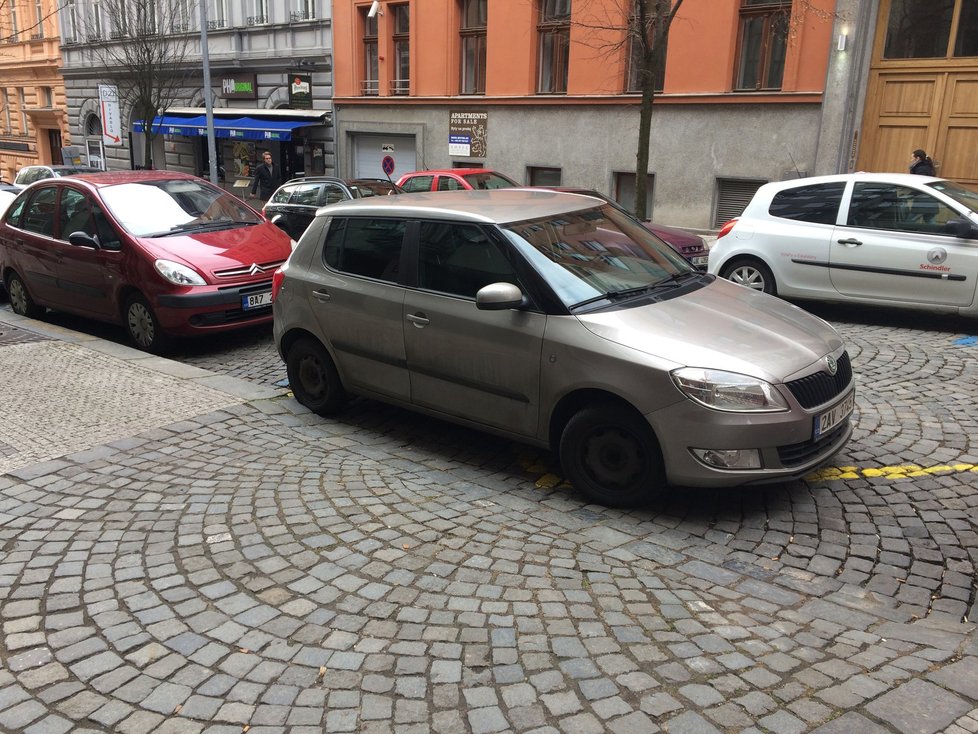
(0, 301), (976, 733)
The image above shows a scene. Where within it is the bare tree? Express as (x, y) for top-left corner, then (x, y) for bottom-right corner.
(75, 0), (198, 167)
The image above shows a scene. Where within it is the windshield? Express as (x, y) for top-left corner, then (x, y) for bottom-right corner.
(350, 181), (400, 197)
(99, 179), (261, 236)
(462, 172), (517, 190)
(927, 180), (978, 214)
(502, 204), (694, 309)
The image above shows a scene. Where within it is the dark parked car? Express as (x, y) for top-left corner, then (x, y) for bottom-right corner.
(532, 187), (710, 269)
(263, 176), (402, 240)
(12, 164), (102, 190)
(0, 170), (294, 352)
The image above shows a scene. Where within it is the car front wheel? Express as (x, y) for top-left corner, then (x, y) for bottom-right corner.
(124, 294), (169, 353)
(720, 258), (776, 295)
(559, 403), (665, 508)
(5, 271), (43, 319)
(286, 336), (347, 415)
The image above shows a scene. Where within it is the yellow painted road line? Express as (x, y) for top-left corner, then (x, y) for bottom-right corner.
(807, 463), (978, 481)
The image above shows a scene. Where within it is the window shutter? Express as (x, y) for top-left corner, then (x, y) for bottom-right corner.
(714, 178), (766, 228)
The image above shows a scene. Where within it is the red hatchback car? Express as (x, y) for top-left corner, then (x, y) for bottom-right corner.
(396, 168), (518, 192)
(0, 170), (294, 352)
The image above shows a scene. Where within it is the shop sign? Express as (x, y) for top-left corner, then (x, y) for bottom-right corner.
(220, 73), (258, 100)
(449, 110), (488, 157)
(289, 72), (313, 109)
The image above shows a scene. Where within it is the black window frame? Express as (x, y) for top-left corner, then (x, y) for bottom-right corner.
(460, 0), (488, 95)
(734, 0), (790, 92)
(537, 0), (571, 94)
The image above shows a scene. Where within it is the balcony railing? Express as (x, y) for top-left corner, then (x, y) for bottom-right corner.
(290, 9), (315, 21)
(361, 79), (379, 96)
(207, 19), (227, 30)
(246, 15), (267, 25)
(109, 30), (125, 39)
(30, 32), (43, 40)
(390, 79), (410, 96)
(171, 20), (193, 33)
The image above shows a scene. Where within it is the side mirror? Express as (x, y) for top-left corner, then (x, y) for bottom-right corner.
(68, 231), (100, 249)
(944, 218), (978, 239)
(476, 282), (525, 311)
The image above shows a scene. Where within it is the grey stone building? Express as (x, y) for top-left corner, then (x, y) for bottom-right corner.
(58, 0), (333, 198)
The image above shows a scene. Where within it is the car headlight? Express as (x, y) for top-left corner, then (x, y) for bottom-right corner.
(672, 367), (789, 412)
(154, 259), (206, 286)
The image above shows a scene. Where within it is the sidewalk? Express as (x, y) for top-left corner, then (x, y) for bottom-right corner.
(0, 309), (284, 475)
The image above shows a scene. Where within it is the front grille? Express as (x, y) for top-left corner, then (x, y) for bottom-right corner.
(190, 306), (272, 326)
(778, 422), (849, 467)
(217, 279), (273, 294)
(785, 351), (852, 409)
(214, 260), (286, 279)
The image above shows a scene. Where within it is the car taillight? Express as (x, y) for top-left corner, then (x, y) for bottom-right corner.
(272, 267), (285, 300)
(716, 219), (738, 239)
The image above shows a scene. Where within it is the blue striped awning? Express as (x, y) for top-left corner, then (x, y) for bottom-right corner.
(132, 115), (319, 141)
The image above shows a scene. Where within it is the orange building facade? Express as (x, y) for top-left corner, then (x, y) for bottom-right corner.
(331, 0), (854, 229)
(0, 0), (71, 183)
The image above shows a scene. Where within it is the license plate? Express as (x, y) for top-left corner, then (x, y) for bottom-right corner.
(242, 291), (273, 310)
(691, 255), (709, 267)
(814, 390), (855, 439)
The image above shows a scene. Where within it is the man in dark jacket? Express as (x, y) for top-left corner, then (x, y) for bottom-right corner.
(250, 150), (279, 200)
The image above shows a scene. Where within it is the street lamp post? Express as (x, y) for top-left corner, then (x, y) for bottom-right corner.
(199, 1), (218, 186)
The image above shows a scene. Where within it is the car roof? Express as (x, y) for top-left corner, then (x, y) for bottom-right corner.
(277, 176), (396, 186)
(53, 170), (204, 188)
(757, 171), (945, 193)
(315, 188), (605, 223)
(401, 169), (499, 176)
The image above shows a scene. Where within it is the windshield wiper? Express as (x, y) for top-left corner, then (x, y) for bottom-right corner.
(570, 273), (702, 311)
(146, 220), (257, 237)
(653, 270), (701, 287)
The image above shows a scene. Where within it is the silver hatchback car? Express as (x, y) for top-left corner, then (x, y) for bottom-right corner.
(273, 190), (854, 507)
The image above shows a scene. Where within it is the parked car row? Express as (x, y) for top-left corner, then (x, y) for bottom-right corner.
(3, 168), (892, 508)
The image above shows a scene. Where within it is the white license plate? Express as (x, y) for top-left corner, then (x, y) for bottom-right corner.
(242, 291), (273, 310)
(814, 390), (855, 439)
(691, 255), (709, 267)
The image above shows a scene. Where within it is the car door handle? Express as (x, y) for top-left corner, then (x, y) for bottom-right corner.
(837, 238), (863, 246)
(312, 289), (331, 302)
(406, 312), (429, 327)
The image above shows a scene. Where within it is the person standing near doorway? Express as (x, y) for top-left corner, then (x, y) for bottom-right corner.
(250, 150), (279, 201)
(909, 149), (936, 176)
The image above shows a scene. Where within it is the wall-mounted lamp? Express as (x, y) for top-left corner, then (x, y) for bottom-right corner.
(837, 29), (848, 52)
(367, 0), (383, 18)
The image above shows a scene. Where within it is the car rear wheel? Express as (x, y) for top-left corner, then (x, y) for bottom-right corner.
(5, 271), (43, 319)
(286, 336), (347, 415)
(559, 402), (665, 508)
(124, 294), (169, 353)
(720, 258), (776, 295)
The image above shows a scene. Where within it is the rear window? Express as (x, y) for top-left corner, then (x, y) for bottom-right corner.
(768, 182), (845, 224)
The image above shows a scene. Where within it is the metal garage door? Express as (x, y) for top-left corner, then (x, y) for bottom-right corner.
(353, 134), (417, 181)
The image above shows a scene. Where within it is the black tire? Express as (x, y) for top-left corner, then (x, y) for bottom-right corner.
(5, 271), (43, 319)
(559, 402), (665, 508)
(123, 294), (169, 353)
(286, 336), (347, 415)
(720, 257), (777, 295)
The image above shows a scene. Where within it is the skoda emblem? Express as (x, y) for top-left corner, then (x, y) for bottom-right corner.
(248, 263), (264, 275)
(928, 248), (948, 265)
(825, 355), (838, 376)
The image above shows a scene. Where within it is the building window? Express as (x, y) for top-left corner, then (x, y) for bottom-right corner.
(625, 29), (666, 93)
(1, 91), (10, 133)
(10, 4), (19, 40)
(460, 0), (487, 95)
(883, 0), (978, 58)
(614, 172), (654, 217)
(41, 87), (53, 107)
(33, 0), (44, 38)
(362, 10), (379, 95)
(528, 166), (562, 186)
(248, 0), (268, 25)
(18, 89), (27, 134)
(734, 0), (789, 91)
(293, 0), (315, 21)
(391, 5), (410, 95)
(84, 113), (102, 137)
(537, 0), (571, 94)
(210, 0), (229, 29)
(63, 0), (77, 41)
(90, 0), (103, 39)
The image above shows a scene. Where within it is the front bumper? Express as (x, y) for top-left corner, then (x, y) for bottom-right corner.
(153, 279), (274, 335)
